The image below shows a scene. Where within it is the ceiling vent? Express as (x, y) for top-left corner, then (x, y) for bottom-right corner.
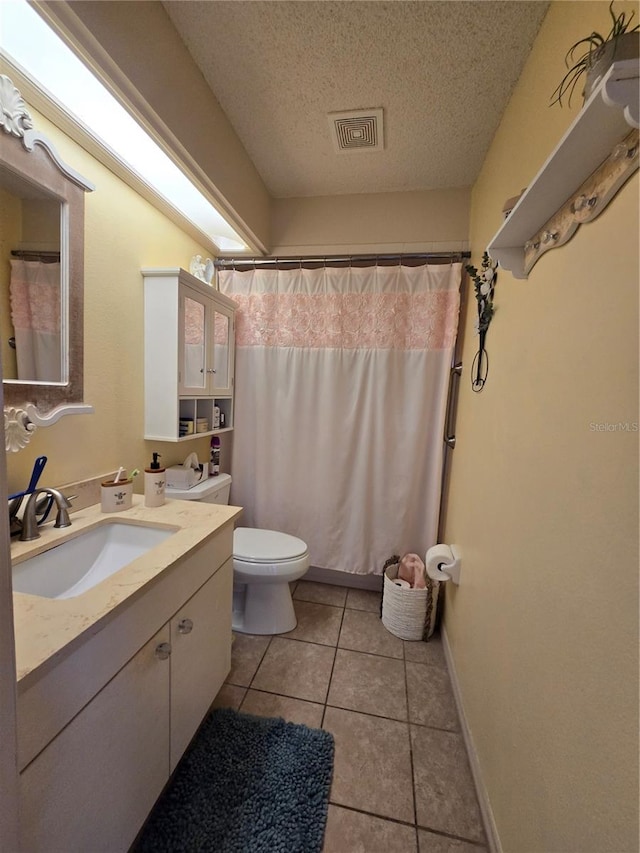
(328, 108), (384, 153)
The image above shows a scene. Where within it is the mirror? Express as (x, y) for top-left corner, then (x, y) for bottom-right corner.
(212, 310), (229, 390)
(1, 172), (62, 382)
(0, 74), (94, 451)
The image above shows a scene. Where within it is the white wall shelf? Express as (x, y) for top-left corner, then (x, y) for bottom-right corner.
(488, 60), (639, 279)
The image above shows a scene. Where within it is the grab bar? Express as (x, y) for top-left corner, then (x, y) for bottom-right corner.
(444, 362), (462, 448)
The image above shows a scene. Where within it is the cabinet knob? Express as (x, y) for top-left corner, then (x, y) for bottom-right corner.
(155, 642), (172, 660)
(178, 618), (194, 634)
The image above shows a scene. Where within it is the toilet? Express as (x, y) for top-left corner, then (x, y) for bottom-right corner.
(166, 474), (310, 634)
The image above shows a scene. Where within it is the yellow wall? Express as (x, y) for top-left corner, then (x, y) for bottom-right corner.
(5, 106), (216, 496)
(271, 188), (470, 255)
(443, 3), (639, 851)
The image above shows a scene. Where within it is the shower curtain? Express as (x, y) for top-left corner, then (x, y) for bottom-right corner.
(219, 263), (461, 575)
(9, 259), (62, 382)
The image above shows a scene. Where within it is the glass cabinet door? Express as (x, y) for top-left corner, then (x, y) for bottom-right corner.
(212, 308), (231, 393)
(179, 293), (207, 394)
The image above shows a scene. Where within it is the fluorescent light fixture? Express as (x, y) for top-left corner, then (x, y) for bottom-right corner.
(0, 0), (248, 253)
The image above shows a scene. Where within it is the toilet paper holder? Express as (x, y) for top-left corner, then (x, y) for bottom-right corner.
(425, 544), (462, 585)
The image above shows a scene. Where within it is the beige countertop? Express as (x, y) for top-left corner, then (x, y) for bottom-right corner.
(12, 496), (242, 683)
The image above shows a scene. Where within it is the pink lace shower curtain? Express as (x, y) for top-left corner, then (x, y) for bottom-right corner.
(219, 263), (461, 575)
(9, 259), (61, 382)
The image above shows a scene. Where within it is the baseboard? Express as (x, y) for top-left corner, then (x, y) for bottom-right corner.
(304, 566), (383, 591)
(441, 624), (502, 853)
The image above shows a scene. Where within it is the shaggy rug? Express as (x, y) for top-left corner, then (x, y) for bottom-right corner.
(135, 707), (334, 853)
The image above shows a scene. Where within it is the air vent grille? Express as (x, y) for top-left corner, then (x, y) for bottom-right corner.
(329, 108), (384, 153)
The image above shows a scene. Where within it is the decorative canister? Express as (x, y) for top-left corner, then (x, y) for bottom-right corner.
(101, 478), (133, 513)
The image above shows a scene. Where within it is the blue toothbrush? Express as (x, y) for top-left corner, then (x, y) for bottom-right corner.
(8, 456), (48, 531)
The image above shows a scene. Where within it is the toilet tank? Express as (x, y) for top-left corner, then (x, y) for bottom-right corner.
(165, 473), (231, 504)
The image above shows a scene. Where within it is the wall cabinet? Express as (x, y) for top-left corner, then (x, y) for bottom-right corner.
(143, 267), (237, 441)
(18, 537), (233, 852)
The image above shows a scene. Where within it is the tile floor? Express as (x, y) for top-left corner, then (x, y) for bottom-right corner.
(213, 580), (487, 853)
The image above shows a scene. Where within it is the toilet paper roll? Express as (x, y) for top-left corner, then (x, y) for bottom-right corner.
(392, 578), (411, 589)
(426, 544), (455, 582)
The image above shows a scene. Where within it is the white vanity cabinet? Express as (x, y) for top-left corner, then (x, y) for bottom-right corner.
(170, 560), (232, 770)
(19, 627), (171, 853)
(17, 525), (234, 853)
(142, 267), (237, 441)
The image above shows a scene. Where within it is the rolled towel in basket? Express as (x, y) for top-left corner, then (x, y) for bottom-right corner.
(398, 553), (426, 589)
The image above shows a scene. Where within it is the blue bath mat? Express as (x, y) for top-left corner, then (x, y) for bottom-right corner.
(135, 707), (334, 853)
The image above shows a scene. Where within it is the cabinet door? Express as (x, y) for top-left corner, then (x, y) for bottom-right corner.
(170, 558), (233, 771)
(179, 287), (209, 396)
(19, 626), (171, 853)
(211, 304), (234, 396)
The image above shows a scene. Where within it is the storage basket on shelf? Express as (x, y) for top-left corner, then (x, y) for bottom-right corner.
(381, 561), (439, 641)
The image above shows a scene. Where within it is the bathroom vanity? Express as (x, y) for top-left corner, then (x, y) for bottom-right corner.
(12, 497), (241, 852)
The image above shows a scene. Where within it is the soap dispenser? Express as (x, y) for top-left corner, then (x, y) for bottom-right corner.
(145, 452), (166, 508)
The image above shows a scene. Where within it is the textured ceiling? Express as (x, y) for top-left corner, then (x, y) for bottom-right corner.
(163, 1), (549, 199)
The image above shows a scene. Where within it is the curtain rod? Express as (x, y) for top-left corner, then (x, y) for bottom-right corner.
(215, 251), (470, 268)
(11, 249), (61, 261)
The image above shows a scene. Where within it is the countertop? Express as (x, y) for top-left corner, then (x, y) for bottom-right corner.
(12, 496), (242, 683)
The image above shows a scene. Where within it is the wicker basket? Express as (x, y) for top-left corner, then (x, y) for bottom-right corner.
(381, 562), (439, 641)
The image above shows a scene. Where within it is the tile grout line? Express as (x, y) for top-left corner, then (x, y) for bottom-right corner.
(401, 632), (420, 848)
(402, 635), (420, 835)
(320, 598), (347, 729)
(330, 803), (487, 849)
(329, 802), (418, 831)
(296, 633), (405, 660)
(237, 635), (274, 705)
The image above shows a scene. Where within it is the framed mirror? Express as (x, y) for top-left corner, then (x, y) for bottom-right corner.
(0, 74), (94, 451)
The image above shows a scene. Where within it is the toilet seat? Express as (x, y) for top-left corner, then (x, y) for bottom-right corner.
(234, 527), (308, 564)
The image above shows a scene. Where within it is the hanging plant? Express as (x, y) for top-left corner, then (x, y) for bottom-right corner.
(465, 252), (497, 392)
(550, 1), (639, 107)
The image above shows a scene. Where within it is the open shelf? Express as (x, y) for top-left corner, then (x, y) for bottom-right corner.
(488, 60), (639, 279)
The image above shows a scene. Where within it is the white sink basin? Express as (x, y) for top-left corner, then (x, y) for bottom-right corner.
(12, 522), (175, 600)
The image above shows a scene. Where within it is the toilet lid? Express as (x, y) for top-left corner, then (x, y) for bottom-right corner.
(234, 527), (308, 562)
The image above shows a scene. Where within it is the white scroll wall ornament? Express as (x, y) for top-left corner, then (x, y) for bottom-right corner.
(0, 75), (34, 138)
(4, 408), (37, 453)
(523, 128), (639, 274)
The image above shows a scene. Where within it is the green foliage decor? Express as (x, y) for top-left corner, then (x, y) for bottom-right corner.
(551, 1), (639, 107)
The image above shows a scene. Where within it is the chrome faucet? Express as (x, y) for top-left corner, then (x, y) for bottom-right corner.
(20, 488), (73, 542)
